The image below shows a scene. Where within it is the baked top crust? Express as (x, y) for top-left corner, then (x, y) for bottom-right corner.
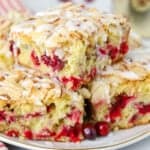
(10, 3), (130, 48)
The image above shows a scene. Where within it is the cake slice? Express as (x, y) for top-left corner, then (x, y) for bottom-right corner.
(0, 67), (84, 142)
(10, 3), (130, 90)
(90, 49), (150, 130)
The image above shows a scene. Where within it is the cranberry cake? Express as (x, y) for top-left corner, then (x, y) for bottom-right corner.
(0, 67), (84, 142)
(90, 49), (150, 130)
(0, 3), (149, 143)
(9, 3), (130, 90)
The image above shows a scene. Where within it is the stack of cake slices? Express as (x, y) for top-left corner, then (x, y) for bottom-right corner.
(0, 3), (149, 142)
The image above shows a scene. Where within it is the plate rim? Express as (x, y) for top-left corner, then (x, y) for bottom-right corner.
(0, 126), (150, 150)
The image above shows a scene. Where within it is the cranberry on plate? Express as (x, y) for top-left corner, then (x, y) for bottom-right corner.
(95, 121), (110, 136)
(82, 123), (96, 140)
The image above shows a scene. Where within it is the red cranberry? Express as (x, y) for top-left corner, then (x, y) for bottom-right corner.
(24, 130), (33, 139)
(107, 45), (119, 60)
(46, 105), (52, 113)
(110, 95), (135, 122)
(55, 124), (82, 142)
(50, 55), (64, 71)
(110, 107), (121, 122)
(68, 124), (82, 142)
(88, 67), (97, 80)
(0, 111), (5, 121)
(41, 54), (64, 71)
(9, 40), (14, 53)
(99, 48), (107, 55)
(31, 50), (40, 66)
(36, 129), (54, 139)
(82, 123), (96, 140)
(61, 76), (82, 91)
(95, 122), (110, 136)
(55, 127), (68, 141)
(129, 114), (138, 123)
(120, 41), (129, 54)
(137, 104), (150, 114)
(16, 48), (21, 55)
(9, 41), (20, 56)
(7, 115), (16, 123)
(41, 54), (51, 66)
(67, 109), (81, 124)
(118, 95), (135, 108)
(25, 112), (42, 118)
(6, 130), (19, 137)
(71, 77), (83, 90)
(71, 77), (82, 91)
(61, 76), (69, 84)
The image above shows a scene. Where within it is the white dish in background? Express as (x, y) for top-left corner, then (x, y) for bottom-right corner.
(22, 0), (111, 13)
(1, 124), (150, 150)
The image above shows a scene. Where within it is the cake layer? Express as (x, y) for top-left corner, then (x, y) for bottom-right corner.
(90, 49), (150, 130)
(10, 3), (130, 90)
(0, 67), (84, 142)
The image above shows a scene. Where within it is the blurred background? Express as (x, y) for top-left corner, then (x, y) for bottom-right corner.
(22, 0), (150, 38)
(22, 0), (112, 12)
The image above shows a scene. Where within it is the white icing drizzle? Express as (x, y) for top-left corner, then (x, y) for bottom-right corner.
(20, 79), (32, 88)
(102, 68), (141, 80)
(22, 90), (30, 97)
(65, 18), (98, 34)
(0, 95), (8, 100)
(144, 64), (150, 71)
(91, 80), (111, 104)
(126, 49), (150, 64)
(34, 98), (43, 106)
(36, 24), (53, 32)
(54, 49), (64, 59)
(30, 95), (43, 106)
(117, 71), (140, 80)
(33, 82), (50, 88)
(11, 3), (119, 48)
(12, 24), (33, 34)
(126, 49), (150, 72)
(9, 2), (129, 71)
(71, 92), (80, 102)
